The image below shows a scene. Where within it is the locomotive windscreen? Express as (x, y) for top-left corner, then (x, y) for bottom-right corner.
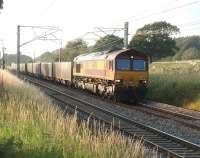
(116, 59), (146, 71)
(116, 59), (130, 70)
(132, 60), (146, 71)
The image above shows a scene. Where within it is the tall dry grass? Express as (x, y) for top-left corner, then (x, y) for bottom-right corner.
(0, 70), (155, 158)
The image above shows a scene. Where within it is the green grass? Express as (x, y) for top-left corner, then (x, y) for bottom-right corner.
(147, 62), (200, 110)
(0, 70), (155, 158)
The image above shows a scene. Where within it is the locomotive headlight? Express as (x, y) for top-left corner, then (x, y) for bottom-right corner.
(115, 79), (123, 83)
(140, 80), (147, 84)
(115, 79), (121, 83)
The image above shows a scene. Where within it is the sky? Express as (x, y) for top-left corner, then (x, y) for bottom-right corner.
(0, 0), (200, 58)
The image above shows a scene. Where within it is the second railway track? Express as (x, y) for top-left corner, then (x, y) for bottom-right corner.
(22, 75), (200, 158)
(122, 102), (200, 131)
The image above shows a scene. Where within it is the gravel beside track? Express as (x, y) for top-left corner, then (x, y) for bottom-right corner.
(128, 103), (200, 130)
(142, 101), (200, 122)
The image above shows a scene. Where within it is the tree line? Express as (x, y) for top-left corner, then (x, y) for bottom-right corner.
(30, 21), (200, 62)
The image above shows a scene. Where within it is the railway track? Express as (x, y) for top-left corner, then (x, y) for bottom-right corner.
(22, 75), (200, 158)
(140, 101), (200, 121)
(124, 102), (200, 131)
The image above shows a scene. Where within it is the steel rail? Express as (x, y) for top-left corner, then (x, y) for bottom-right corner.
(130, 102), (200, 131)
(23, 76), (200, 158)
(139, 102), (200, 121)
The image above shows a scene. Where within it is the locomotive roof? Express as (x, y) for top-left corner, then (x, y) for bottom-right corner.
(73, 48), (147, 62)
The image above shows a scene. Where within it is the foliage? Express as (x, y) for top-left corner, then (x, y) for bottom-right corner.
(146, 73), (200, 108)
(36, 51), (57, 62)
(0, 70), (155, 158)
(37, 35), (123, 62)
(92, 35), (124, 52)
(129, 21), (180, 59)
(147, 62), (200, 110)
(37, 28), (200, 62)
(181, 47), (200, 60)
(4, 54), (32, 65)
(173, 36), (200, 60)
(61, 38), (88, 61)
(36, 39), (88, 62)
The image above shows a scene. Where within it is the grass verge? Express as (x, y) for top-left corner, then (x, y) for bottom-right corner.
(0, 70), (155, 158)
(147, 62), (200, 111)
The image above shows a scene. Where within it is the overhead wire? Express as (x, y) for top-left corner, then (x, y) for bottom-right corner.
(40, 0), (57, 16)
(122, 0), (200, 22)
(37, 0), (200, 55)
(84, 1), (200, 49)
(90, 23), (200, 52)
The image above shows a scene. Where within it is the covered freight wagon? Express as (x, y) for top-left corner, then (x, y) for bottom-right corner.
(20, 63), (27, 73)
(10, 63), (17, 71)
(27, 63), (33, 75)
(41, 63), (53, 79)
(53, 62), (73, 84)
(32, 63), (41, 77)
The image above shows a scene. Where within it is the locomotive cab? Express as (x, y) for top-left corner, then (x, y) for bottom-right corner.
(73, 48), (149, 103)
(113, 49), (149, 102)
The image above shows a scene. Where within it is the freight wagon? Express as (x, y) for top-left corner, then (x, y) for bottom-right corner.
(32, 63), (41, 77)
(20, 63), (27, 74)
(53, 62), (73, 85)
(41, 63), (53, 79)
(27, 63), (33, 75)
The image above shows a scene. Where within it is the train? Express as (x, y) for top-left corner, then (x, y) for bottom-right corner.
(9, 48), (149, 102)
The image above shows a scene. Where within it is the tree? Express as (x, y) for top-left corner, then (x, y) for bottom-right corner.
(36, 51), (55, 62)
(36, 39), (88, 62)
(61, 39), (88, 61)
(5, 54), (32, 65)
(129, 21), (180, 59)
(181, 47), (200, 60)
(172, 36), (200, 60)
(0, 0), (3, 9)
(92, 35), (123, 52)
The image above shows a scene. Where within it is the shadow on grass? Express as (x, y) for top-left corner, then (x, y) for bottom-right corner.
(0, 137), (63, 158)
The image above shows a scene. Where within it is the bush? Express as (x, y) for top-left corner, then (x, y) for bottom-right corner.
(148, 63), (200, 110)
(181, 47), (200, 60)
(146, 73), (200, 107)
